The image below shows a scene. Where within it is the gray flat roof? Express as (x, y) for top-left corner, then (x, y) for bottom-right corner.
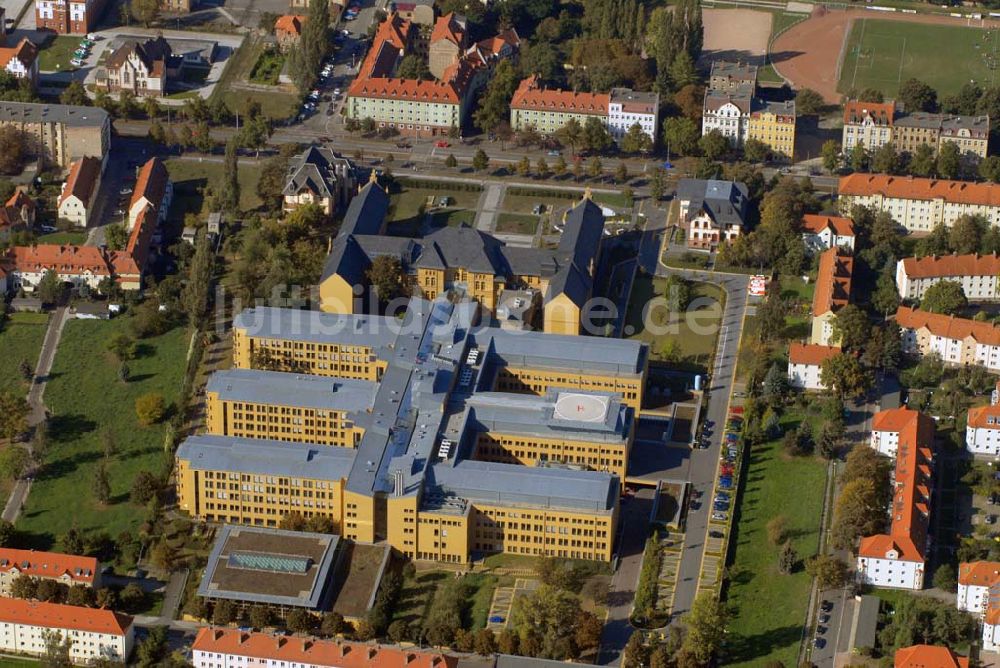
(467, 391), (631, 444)
(177, 435), (356, 480)
(472, 326), (647, 375)
(197, 525), (339, 608)
(206, 369), (377, 414)
(0, 101), (109, 127)
(232, 306), (400, 350)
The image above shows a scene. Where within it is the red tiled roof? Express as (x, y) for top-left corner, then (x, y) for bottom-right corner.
(895, 644), (968, 668)
(7, 244), (111, 276)
(0, 38), (37, 71)
(0, 548), (97, 585)
(967, 405), (1000, 430)
(510, 75), (610, 115)
(812, 247), (853, 317)
(275, 14), (305, 37)
(843, 99), (896, 126)
(800, 213), (855, 238)
(895, 306), (1000, 347)
(788, 342), (840, 366)
(900, 253), (1000, 280)
(111, 204), (156, 278)
(872, 407), (930, 434)
(129, 157), (169, 214)
(193, 629), (458, 668)
(0, 190), (33, 231)
(0, 599), (131, 636)
(840, 173), (1000, 207)
(859, 409), (934, 563)
(59, 156), (101, 208)
(958, 561), (1000, 587)
(430, 12), (464, 46)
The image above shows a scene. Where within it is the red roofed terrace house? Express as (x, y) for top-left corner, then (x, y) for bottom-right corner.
(786, 342), (840, 391)
(345, 11), (519, 137)
(895, 252), (1000, 302)
(810, 247), (854, 346)
(0, 547), (99, 595)
(957, 562), (1000, 651)
(895, 644), (969, 668)
(0, 598), (133, 663)
(0, 39), (38, 87)
(895, 305), (1000, 372)
(57, 155), (101, 227)
(856, 408), (934, 591)
(800, 213), (855, 252)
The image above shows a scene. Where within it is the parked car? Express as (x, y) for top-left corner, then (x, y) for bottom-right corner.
(708, 530), (724, 539)
(435, 140), (450, 148)
(725, 432), (739, 442)
(813, 638), (826, 649)
(821, 600), (833, 612)
(713, 501), (729, 512)
(819, 614), (830, 624)
(711, 511), (727, 521)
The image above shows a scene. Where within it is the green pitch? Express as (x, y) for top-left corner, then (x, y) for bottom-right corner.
(838, 18), (1000, 98)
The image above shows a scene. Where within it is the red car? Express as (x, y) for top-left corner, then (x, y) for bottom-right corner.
(730, 406), (744, 416)
(435, 140), (450, 148)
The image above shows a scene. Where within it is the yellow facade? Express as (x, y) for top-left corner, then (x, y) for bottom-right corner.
(175, 456), (346, 530)
(232, 328), (387, 381)
(204, 391), (364, 447)
(543, 294), (582, 336)
(473, 431), (631, 482)
(747, 111), (796, 159)
(415, 509), (471, 563)
(318, 274), (357, 314)
(343, 490), (377, 544)
(470, 504), (616, 562)
(495, 366), (644, 411)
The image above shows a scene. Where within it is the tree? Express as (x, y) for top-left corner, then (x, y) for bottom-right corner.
(212, 599), (236, 625)
(11, 574), (37, 599)
(581, 117), (613, 153)
(572, 160), (584, 182)
(0, 519), (16, 547)
(921, 280), (967, 315)
(898, 78), (937, 113)
(130, 0), (160, 26)
(536, 157), (551, 179)
(444, 154), (458, 169)
(0, 446), (28, 481)
(498, 628), (519, 655)
(831, 477), (884, 550)
(622, 632), (647, 668)
(936, 141), (962, 179)
(60, 81), (89, 106)
(286, 608), (316, 633)
(119, 582), (145, 612)
(743, 137), (769, 164)
(820, 353), (868, 400)
(130, 470), (159, 505)
(118, 363), (131, 384)
(473, 60), (519, 133)
(871, 141), (901, 174)
(872, 268), (901, 317)
(136, 626), (168, 668)
(107, 333), (137, 363)
(778, 541), (797, 575)
(766, 515), (788, 546)
(663, 116), (700, 156)
(819, 140), (840, 173)
(516, 156), (531, 177)
(795, 88), (824, 115)
(669, 50), (698, 88)
(848, 143), (868, 173)
(135, 393), (166, 426)
(366, 256), (408, 309)
(909, 142), (937, 177)
(0, 392), (29, 441)
(321, 611), (345, 636)
(650, 168), (667, 200)
(620, 122), (652, 153)
(831, 304), (869, 351)
(474, 628), (497, 655)
(0, 126), (24, 176)
(93, 460), (111, 505)
(587, 156), (603, 179)
(41, 629), (73, 668)
(553, 155), (568, 177)
(95, 587), (117, 610)
(756, 288), (787, 343)
(510, 584), (583, 660)
(182, 231), (214, 327)
(555, 118), (584, 155)
(397, 54), (430, 80)
(218, 139), (241, 215)
(699, 129), (728, 161)
(981, 155), (1000, 183)
(36, 269), (64, 306)
(66, 584), (95, 607)
(806, 554), (849, 589)
(103, 222), (129, 251)
(680, 593), (727, 666)
(472, 149), (489, 173)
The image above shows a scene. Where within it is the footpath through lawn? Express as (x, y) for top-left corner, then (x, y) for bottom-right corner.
(16, 317), (190, 546)
(0, 313), (48, 394)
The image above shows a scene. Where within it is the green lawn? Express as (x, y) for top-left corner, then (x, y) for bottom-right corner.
(38, 36), (85, 72)
(37, 231), (88, 245)
(391, 570), (450, 628)
(724, 411), (828, 667)
(0, 657), (40, 667)
(495, 213), (540, 235)
(0, 313), (48, 394)
(212, 39), (300, 120)
(502, 193), (572, 215)
(389, 186), (481, 227)
(624, 275), (725, 371)
(15, 317), (190, 547)
(164, 158), (263, 216)
(838, 18), (1000, 97)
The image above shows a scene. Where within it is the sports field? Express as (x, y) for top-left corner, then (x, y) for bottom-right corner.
(838, 18), (1000, 97)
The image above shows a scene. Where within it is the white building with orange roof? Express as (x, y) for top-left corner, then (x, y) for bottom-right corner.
(856, 412), (934, 590)
(128, 157), (171, 229)
(0, 190), (35, 241)
(870, 407), (935, 458)
(0, 547), (99, 596)
(811, 247), (854, 346)
(0, 38), (38, 86)
(838, 173), (1000, 233)
(894, 644), (969, 668)
(4, 244), (112, 293)
(800, 213), (855, 252)
(895, 306), (1000, 371)
(786, 342), (839, 390)
(0, 598), (133, 662)
(896, 253), (1000, 301)
(192, 628), (457, 668)
(57, 156), (101, 227)
(966, 405), (1000, 456)
(957, 562), (1000, 652)
(842, 99), (896, 152)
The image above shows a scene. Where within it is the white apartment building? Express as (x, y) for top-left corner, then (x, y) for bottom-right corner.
(895, 306), (1000, 372)
(128, 157), (171, 229)
(842, 99), (895, 151)
(0, 548), (98, 596)
(896, 253), (1000, 301)
(800, 214), (855, 252)
(0, 599), (133, 663)
(869, 407), (933, 458)
(786, 343), (839, 390)
(838, 174), (1000, 233)
(957, 562), (1000, 652)
(57, 156), (100, 227)
(607, 88), (659, 145)
(966, 405), (1000, 456)
(702, 90), (749, 146)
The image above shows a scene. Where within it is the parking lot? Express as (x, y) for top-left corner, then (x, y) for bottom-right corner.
(486, 578), (538, 631)
(657, 531), (684, 616)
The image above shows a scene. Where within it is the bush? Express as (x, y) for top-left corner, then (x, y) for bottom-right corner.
(135, 393), (166, 426)
(632, 535), (662, 623)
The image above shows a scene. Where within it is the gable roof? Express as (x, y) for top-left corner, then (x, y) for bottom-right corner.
(430, 12), (465, 46)
(895, 306), (1000, 346)
(510, 75), (610, 115)
(0, 189), (34, 230)
(106, 37), (171, 76)
(0, 598), (131, 636)
(967, 404), (1000, 430)
(283, 145), (351, 202)
(676, 179), (750, 230)
(0, 548), (98, 585)
(958, 561), (1000, 587)
(59, 156), (101, 208)
(900, 253), (1000, 280)
(130, 157), (169, 213)
(6, 244), (112, 276)
(788, 342), (840, 366)
(0, 38), (37, 71)
(812, 248), (853, 317)
(843, 99), (896, 126)
(339, 174), (389, 237)
(894, 644), (968, 668)
(801, 214), (855, 238)
(840, 173), (1000, 207)
(275, 14), (305, 37)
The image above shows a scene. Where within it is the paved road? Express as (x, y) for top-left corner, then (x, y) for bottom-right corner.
(3, 306), (70, 523)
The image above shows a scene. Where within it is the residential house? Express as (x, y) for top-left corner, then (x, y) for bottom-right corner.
(0, 39), (38, 87)
(810, 248), (854, 346)
(895, 253), (1000, 301)
(675, 179), (750, 251)
(99, 37), (172, 98)
(786, 342), (839, 390)
(428, 12), (466, 80)
(894, 645), (968, 668)
(842, 99), (896, 152)
(708, 60), (757, 92)
(895, 306), (1000, 372)
(0, 101), (110, 170)
(282, 145), (356, 215)
(856, 409), (934, 590)
(746, 99), (795, 159)
(34, 0), (107, 34)
(57, 156), (101, 227)
(894, 112), (990, 160)
(800, 214), (855, 252)
(607, 88), (659, 146)
(838, 174), (1000, 233)
(958, 562), (1000, 652)
(0, 190), (35, 241)
(701, 90), (750, 147)
(869, 407), (934, 458)
(274, 15), (305, 52)
(0, 548), (99, 596)
(128, 157), (171, 229)
(966, 405), (1000, 456)
(0, 599), (133, 662)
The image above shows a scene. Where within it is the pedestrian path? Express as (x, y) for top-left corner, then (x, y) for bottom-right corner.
(474, 182), (505, 233)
